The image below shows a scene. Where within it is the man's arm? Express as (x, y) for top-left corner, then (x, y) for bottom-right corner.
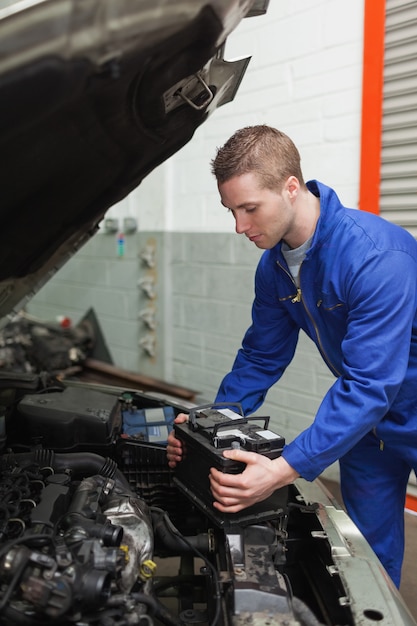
(216, 257), (299, 415)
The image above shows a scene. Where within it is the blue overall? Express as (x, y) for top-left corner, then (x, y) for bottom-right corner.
(215, 180), (417, 587)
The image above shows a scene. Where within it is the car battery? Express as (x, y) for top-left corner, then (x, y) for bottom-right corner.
(173, 403), (288, 528)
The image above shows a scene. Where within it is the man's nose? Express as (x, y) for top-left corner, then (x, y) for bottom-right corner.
(234, 213), (250, 234)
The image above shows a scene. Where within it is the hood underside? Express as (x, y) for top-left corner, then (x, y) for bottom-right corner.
(0, 0), (268, 320)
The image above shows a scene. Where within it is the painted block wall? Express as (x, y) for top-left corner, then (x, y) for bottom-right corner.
(28, 0), (365, 480)
(26, 229), (146, 373)
(26, 228), (171, 378)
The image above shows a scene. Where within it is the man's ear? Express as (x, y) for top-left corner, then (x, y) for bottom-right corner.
(285, 175), (300, 200)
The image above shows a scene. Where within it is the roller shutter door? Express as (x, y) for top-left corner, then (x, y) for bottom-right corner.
(380, 0), (417, 235)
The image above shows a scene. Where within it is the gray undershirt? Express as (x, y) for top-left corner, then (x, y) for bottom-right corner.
(281, 235), (313, 286)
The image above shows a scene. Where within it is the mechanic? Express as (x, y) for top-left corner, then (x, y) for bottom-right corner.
(166, 124), (417, 588)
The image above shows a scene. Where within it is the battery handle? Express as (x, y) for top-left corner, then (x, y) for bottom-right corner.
(212, 415), (271, 438)
(188, 402), (244, 430)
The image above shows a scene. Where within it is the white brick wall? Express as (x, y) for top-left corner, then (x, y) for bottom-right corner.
(164, 0), (364, 232)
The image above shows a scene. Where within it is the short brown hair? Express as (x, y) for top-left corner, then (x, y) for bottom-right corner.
(211, 125), (305, 190)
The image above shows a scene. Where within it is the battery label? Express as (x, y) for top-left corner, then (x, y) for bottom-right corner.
(217, 409), (243, 420)
(257, 430), (281, 440)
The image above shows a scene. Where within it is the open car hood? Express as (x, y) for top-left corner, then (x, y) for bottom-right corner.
(0, 0), (268, 322)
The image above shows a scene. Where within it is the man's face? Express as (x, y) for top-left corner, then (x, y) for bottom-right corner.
(218, 172), (295, 250)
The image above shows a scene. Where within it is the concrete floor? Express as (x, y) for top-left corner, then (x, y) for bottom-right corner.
(323, 479), (417, 622)
(402, 511), (417, 621)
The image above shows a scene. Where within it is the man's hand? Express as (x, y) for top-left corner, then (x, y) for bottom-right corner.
(166, 413), (188, 468)
(209, 449), (299, 513)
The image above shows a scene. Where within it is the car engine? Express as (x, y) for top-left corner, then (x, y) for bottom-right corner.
(0, 379), (384, 626)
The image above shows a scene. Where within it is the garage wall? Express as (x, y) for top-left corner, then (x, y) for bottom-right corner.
(28, 0), (365, 480)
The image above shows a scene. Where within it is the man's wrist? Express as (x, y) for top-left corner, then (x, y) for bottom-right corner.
(271, 456), (300, 488)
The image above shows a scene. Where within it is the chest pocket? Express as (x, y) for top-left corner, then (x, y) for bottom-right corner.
(315, 294), (348, 339)
(316, 297), (345, 312)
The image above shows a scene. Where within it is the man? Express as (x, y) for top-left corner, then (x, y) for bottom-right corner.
(166, 125), (417, 587)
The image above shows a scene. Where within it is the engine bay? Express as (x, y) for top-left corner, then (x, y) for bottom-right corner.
(0, 378), (403, 626)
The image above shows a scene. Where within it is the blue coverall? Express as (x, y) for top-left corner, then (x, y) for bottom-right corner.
(216, 180), (417, 587)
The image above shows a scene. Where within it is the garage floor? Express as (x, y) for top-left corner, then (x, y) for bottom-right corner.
(402, 512), (417, 620)
(323, 479), (417, 622)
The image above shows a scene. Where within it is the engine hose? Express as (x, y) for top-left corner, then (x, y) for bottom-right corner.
(54, 453), (132, 493)
(0, 451), (132, 494)
(151, 508), (213, 555)
(0, 449), (54, 468)
(150, 510), (221, 626)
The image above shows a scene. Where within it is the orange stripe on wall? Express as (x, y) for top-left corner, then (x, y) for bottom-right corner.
(359, 0), (386, 214)
(406, 494), (417, 513)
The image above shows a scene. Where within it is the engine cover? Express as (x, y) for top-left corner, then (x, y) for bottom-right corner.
(16, 386), (121, 452)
